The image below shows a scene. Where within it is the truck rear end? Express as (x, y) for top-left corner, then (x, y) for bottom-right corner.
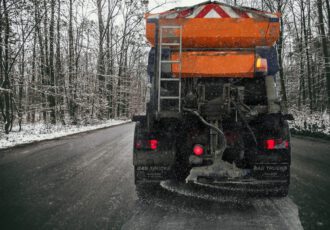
(133, 1), (293, 196)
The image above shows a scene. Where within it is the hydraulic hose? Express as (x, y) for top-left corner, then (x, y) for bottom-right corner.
(231, 101), (258, 146)
(183, 108), (227, 154)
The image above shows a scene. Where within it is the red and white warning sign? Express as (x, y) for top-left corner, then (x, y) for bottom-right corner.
(147, 2), (278, 20)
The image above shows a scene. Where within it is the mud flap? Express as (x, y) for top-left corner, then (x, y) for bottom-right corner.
(135, 165), (173, 183)
(252, 163), (290, 181)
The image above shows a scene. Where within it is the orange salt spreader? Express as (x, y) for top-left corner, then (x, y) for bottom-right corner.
(146, 1), (280, 78)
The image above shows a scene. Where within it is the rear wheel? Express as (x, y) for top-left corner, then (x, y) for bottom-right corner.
(174, 153), (191, 182)
(174, 164), (190, 182)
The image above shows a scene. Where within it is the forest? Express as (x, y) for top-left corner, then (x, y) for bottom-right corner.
(0, 0), (329, 135)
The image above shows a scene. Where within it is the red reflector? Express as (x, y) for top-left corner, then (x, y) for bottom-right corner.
(135, 140), (142, 149)
(149, 139), (158, 150)
(265, 139), (276, 150)
(285, 140), (289, 149)
(193, 144), (204, 156)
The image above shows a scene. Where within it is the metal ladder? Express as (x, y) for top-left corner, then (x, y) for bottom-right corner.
(158, 25), (182, 113)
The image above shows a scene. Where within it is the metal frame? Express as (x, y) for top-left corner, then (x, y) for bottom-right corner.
(158, 25), (182, 113)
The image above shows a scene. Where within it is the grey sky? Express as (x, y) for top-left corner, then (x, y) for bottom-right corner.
(148, 0), (213, 13)
(148, 0), (263, 13)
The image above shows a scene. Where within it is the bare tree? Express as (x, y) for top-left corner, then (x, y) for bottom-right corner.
(2, 0), (13, 134)
(68, 0), (77, 124)
(49, 0), (56, 124)
(317, 0), (330, 117)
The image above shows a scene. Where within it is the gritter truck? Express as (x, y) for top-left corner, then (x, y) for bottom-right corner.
(133, 1), (293, 196)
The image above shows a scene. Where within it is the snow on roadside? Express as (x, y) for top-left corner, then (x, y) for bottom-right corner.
(0, 119), (130, 150)
(289, 108), (330, 136)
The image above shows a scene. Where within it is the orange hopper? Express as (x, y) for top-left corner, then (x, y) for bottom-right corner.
(146, 2), (280, 78)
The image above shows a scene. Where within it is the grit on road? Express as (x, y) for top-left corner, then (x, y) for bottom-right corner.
(0, 123), (328, 229)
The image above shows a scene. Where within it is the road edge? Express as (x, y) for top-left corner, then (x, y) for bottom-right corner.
(0, 121), (133, 151)
(290, 128), (330, 142)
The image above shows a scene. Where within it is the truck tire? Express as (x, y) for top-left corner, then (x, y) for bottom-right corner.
(174, 155), (191, 182)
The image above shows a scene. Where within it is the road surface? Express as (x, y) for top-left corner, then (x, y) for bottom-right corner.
(289, 136), (330, 229)
(0, 123), (327, 229)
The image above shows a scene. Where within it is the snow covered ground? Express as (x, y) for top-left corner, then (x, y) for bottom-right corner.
(0, 119), (130, 150)
(289, 108), (330, 136)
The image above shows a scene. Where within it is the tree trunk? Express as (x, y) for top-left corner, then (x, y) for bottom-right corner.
(317, 0), (330, 116)
(42, 0), (49, 122)
(325, 0), (330, 36)
(97, 0), (105, 119)
(0, 0), (4, 124)
(106, 0), (113, 119)
(117, 15), (128, 118)
(301, 0), (313, 112)
(277, 5), (288, 108)
(3, 0), (12, 134)
(48, 0), (56, 124)
(34, 0), (47, 122)
(68, 0), (76, 124)
(56, 0), (65, 125)
(18, 16), (25, 131)
(31, 29), (37, 123)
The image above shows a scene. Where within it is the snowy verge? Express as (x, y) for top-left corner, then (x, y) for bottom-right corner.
(289, 108), (330, 139)
(0, 119), (131, 150)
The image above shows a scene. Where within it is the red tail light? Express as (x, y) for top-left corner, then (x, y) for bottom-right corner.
(265, 138), (289, 150)
(193, 144), (204, 156)
(135, 139), (158, 150)
(265, 139), (276, 150)
(149, 139), (158, 150)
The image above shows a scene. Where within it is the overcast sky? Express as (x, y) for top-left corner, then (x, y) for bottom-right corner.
(147, 0), (262, 13)
(148, 0), (209, 13)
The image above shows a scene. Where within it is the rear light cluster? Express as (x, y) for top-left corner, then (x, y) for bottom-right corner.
(193, 144), (204, 156)
(264, 138), (289, 150)
(135, 139), (158, 150)
(149, 139), (158, 150)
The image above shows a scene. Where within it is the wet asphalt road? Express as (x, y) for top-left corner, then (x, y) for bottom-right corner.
(289, 137), (330, 229)
(0, 123), (328, 229)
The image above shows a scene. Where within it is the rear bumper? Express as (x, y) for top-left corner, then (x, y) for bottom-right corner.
(193, 177), (289, 193)
(187, 162), (290, 193)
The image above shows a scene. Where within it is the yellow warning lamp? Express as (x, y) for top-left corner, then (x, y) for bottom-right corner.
(255, 57), (268, 75)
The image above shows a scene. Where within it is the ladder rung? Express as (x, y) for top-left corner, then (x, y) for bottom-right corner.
(160, 96), (180, 100)
(161, 60), (180, 64)
(160, 78), (180, 81)
(161, 43), (180, 46)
